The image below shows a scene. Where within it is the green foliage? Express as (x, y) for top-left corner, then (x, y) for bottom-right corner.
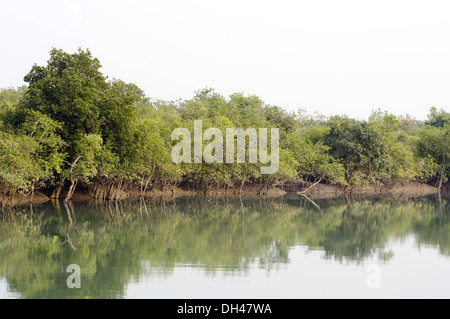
(426, 107), (450, 128)
(24, 48), (106, 146)
(0, 87), (26, 120)
(286, 128), (346, 184)
(416, 123), (450, 187)
(0, 48), (449, 198)
(68, 134), (105, 182)
(0, 132), (41, 192)
(324, 116), (391, 185)
(20, 110), (65, 180)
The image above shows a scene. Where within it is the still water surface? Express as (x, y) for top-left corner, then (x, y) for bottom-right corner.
(0, 194), (449, 298)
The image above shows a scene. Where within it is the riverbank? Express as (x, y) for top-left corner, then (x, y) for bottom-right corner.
(0, 181), (444, 207)
(0, 191), (52, 207)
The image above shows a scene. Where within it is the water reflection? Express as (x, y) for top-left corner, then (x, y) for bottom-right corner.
(0, 194), (448, 298)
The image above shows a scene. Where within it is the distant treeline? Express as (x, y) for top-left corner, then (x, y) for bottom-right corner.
(0, 48), (449, 203)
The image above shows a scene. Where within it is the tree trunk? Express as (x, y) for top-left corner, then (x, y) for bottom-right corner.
(172, 182), (177, 195)
(438, 173), (443, 193)
(262, 179), (267, 195)
(239, 180), (245, 194)
(50, 184), (62, 199)
(64, 179), (77, 202)
(143, 173), (153, 195)
(257, 179), (263, 194)
(140, 173), (146, 196)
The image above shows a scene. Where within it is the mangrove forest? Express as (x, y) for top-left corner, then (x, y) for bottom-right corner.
(0, 48), (449, 206)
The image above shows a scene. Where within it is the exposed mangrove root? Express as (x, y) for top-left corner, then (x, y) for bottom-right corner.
(88, 181), (129, 201)
(297, 179), (322, 195)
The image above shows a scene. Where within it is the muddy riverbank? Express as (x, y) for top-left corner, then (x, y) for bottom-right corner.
(0, 181), (444, 207)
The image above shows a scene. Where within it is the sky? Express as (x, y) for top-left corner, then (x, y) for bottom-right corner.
(1, 0), (449, 120)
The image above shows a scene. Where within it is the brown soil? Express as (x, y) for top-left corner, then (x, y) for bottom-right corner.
(0, 191), (50, 207)
(123, 181), (440, 200)
(131, 183), (287, 199)
(0, 181), (443, 207)
(348, 181), (439, 198)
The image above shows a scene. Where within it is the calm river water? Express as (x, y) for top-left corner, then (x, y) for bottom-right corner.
(0, 194), (449, 298)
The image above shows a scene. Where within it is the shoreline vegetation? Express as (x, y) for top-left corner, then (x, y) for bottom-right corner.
(1, 48), (449, 207)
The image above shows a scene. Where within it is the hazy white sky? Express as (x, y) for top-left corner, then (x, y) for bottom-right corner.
(1, 0), (449, 120)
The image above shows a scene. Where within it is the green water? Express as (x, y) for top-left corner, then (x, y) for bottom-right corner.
(0, 194), (449, 299)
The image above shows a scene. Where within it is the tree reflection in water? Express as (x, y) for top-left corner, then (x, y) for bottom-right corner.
(0, 194), (448, 298)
